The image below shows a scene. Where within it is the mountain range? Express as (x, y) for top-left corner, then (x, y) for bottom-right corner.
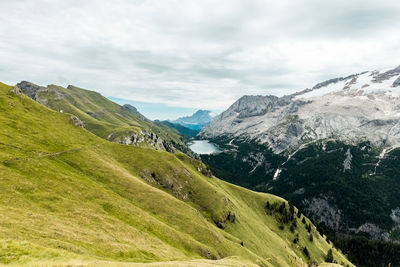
(201, 65), (400, 153)
(199, 65), (400, 266)
(172, 110), (216, 132)
(0, 81), (350, 266)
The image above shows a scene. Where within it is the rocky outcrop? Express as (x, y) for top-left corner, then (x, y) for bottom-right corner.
(393, 76), (400, 87)
(350, 223), (391, 242)
(16, 81), (67, 106)
(16, 81), (43, 100)
(312, 74), (356, 90)
(70, 116), (85, 128)
(215, 211), (236, 229)
(373, 65), (400, 83)
(107, 130), (166, 151)
(227, 211), (236, 223)
(10, 86), (22, 95)
(302, 196), (342, 232)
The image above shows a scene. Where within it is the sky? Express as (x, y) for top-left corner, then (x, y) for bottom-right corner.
(1, 0), (400, 120)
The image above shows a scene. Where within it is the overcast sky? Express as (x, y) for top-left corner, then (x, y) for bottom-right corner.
(1, 0), (400, 119)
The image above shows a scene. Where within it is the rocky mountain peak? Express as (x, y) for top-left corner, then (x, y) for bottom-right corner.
(16, 81), (45, 100)
(122, 104), (139, 113)
(200, 65), (400, 153)
(122, 104), (150, 122)
(229, 95), (278, 119)
(172, 109), (216, 131)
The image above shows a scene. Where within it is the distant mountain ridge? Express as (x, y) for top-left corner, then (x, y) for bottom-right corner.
(172, 110), (216, 132)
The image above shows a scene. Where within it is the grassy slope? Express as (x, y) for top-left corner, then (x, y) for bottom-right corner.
(0, 83), (352, 266)
(24, 83), (188, 153)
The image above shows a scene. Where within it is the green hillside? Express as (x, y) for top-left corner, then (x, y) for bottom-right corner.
(0, 82), (352, 266)
(15, 81), (193, 156)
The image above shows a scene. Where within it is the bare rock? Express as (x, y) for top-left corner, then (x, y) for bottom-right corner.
(10, 86), (22, 95)
(393, 76), (400, 87)
(302, 196), (341, 231)
(16, 81), (43, 100)
(216, 221), (225, 229)
(227, 212), (236, 223)
(70, 116), (86, 128)
(201, 167), (213, 178)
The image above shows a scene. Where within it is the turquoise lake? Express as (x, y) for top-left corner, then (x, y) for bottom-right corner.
(188, 140), (221, 154)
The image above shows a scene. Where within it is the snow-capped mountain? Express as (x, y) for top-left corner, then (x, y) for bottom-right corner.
(201, 65), (400, 153)
(199, 65), (400, 242)
(172, 110), (216, 131)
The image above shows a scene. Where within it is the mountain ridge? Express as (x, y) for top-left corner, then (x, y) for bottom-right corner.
(15, 81), (194, 156)
(201, 65), (400, 153)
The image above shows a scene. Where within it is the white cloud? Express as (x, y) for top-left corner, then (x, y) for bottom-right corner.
(0, 0), (399, 111)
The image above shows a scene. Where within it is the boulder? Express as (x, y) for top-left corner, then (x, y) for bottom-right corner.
(10, 87), (22, 95)
(70, 116), (86, 128)
(227, 212), (236, 223)
(216, 221), (225, 229)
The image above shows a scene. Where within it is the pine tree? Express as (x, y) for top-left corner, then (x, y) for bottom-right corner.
(326, 249), (334, 263)
(303, 246), (310, 258)
(293, 233), (299, 244)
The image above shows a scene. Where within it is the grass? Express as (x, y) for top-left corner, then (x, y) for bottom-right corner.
(0, 82), (353, 266)
(19, 82), (190, 154)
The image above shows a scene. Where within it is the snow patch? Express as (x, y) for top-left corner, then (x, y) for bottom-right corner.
(273, 169), (281, 180)
(343, 148), (352, 172)
(372, 148), (391, 175)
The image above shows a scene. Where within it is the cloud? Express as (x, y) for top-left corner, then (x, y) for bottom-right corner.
(0, 0), (400, 113)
